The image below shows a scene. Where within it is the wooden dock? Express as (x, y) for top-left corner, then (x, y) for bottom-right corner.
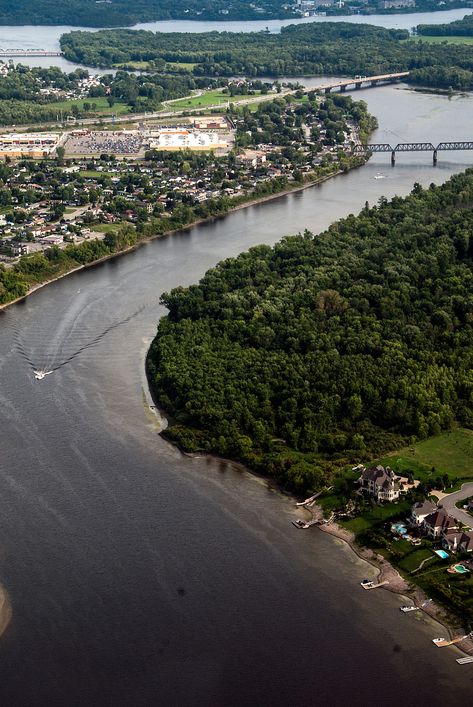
(361, 580), (389, 590)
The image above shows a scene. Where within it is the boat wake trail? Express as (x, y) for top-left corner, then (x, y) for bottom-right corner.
(15, 304), (148, 379)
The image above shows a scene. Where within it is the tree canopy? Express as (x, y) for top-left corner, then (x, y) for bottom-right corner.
(148, 170), (473, 494)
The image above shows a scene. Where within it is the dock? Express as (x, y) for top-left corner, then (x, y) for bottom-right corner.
(433, 635), (468, 647)
(456, 656), (473, 664)
(361, 580), (389, 590)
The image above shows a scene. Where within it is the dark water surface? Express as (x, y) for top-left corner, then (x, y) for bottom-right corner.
(1, 85), (473, 706)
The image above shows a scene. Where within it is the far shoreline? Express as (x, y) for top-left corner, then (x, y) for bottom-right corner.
(0, 165), (354, 314)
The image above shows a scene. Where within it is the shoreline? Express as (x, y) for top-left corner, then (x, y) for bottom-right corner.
(0, 585), (12, 640)
(0, 167), (349, 313)
(147, 398), (473, 655)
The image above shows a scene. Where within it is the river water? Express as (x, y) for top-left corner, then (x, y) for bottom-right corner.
(1, 85), (473, 705)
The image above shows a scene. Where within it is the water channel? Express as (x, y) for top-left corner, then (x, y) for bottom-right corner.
(1, 79), (473, 706)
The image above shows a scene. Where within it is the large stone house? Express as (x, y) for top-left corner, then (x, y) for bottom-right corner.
(443, 529), (473, 553)
(358, 465), (400, 502)
(422, 509), (457, 539)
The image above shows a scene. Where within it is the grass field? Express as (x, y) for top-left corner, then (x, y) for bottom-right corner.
(91, 222), (124, 233)
(379, 428), (473, 481)
(340, 499), (411, 534)
(49, 97), (131, 116)
(166, 89), (261, 111)
(407, 35), (473, 45)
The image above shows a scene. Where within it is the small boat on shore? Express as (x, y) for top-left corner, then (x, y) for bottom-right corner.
(400, 605), (420, 613)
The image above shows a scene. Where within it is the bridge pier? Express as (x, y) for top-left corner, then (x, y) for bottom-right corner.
(433, 149), (438, 165)
(340, 85), (346, 92)
(355, 83), (361, 89)
(391, 151), (396, 166)
(324, 87), (331, 94)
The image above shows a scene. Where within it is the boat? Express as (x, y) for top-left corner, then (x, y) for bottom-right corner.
(374, 173), (386, 180)
(34, 370), (52, 380)
(400, 605), (420, 613)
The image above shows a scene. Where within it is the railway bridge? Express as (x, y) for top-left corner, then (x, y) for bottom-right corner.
(0, 50), (64, 57)
(352, 141), (473, 164)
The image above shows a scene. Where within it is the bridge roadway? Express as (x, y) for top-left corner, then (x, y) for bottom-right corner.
(353, 141), (473, 164)
(316, 72), (410, 94)
(0, 50), (64, 57)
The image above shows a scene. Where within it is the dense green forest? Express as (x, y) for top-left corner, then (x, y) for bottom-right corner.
(417, 12), (473, 35)
(61, 20), (473, 90)
(148, 171), (473, 495)
(0, 0), (296, 26)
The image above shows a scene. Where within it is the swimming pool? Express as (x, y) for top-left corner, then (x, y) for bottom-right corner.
(434, 549), (449, 559)
(454, 564), (469, 574)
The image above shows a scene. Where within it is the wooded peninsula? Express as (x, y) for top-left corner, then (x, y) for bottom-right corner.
(61, 19), (473, 90)
(147, 171), (473, 495)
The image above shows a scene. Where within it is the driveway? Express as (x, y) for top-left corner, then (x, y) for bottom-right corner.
(438, 482), (473, 529)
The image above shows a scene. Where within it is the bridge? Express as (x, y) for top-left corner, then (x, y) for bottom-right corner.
(0, 50), (64, 57)
(316, 72), (410, 94)
(352, 141), (473, 164)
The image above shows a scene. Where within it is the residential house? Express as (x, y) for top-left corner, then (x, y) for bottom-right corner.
(422, 509), (457, 539)
(443, 529), (473, 553)
(409, 500), (437, 526)
(358, 465), (400, 502)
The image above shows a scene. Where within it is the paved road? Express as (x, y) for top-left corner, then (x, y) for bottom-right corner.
(438, 482), (473, 529)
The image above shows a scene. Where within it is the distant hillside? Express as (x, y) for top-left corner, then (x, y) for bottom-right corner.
(148, 171), (473, 495)
(0, 0), (295, 27)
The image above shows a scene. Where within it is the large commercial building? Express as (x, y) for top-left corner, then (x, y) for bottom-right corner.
(148, 129), (229, 152)
(0, 133), (62, 158)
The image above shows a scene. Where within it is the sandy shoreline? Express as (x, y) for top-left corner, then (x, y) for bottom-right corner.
(0, 167), (351, 314)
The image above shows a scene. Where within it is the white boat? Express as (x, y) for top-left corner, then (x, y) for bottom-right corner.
(34, 370), (52, 380)
(374, 173), (386, 180)
(400, 605), (420, 613)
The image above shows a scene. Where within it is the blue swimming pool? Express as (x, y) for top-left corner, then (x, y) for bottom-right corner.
(434, 549), (449, 559)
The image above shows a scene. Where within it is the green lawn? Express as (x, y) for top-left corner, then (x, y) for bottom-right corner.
(340, 499), (411, 535)
(91, 222), (124, 233)
(50, 97), (131, 116)
(78, 170), (110, 178)
(407, 35), (473, 45)
(397, 548), (437, 573)
(167, 62), (197, 71)
(380, 428), (473, 481)
(166, 89), (262, 111)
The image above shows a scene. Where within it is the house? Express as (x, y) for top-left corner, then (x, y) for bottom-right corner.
(422, 509), (457, 539)
(358, 465), (400, 502)
(409, 500), (437, 526)
(443, 530), (473, 553)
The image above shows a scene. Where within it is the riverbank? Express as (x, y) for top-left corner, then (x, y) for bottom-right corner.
(0, 164), (354, 313)
(0, 585), (12, 640)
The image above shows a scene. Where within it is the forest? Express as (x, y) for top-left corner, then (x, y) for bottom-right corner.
(417, 12), (473, 35)
(0, 0), (295, 27)
(147, 171), (473, 495)
(61, 21), (473, 90)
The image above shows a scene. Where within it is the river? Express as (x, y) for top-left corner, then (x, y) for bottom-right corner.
(0, 8), (471, 72)
(1, 85), (473, 705)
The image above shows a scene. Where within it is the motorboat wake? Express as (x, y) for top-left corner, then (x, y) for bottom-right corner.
(34, 370), (53, 380)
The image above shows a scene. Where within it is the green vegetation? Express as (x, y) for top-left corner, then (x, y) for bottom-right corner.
(62, 20), (473, 90)
(0, 0), (297, 26)
(417, 12), (473, 37)
(167, 90), (258, 110)
(382, 429), (473, 479)
(147, 170), (473, 497)
(408, 35), (473, 45)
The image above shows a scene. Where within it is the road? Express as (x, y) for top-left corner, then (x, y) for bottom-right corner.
(438, 482), (473, 529)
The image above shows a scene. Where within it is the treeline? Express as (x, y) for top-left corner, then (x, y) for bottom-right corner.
(0, 0), (295, 26)
(60, 21), (473, 90)
(147, 171), (473, 495)
(417, 13), (473, 36)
